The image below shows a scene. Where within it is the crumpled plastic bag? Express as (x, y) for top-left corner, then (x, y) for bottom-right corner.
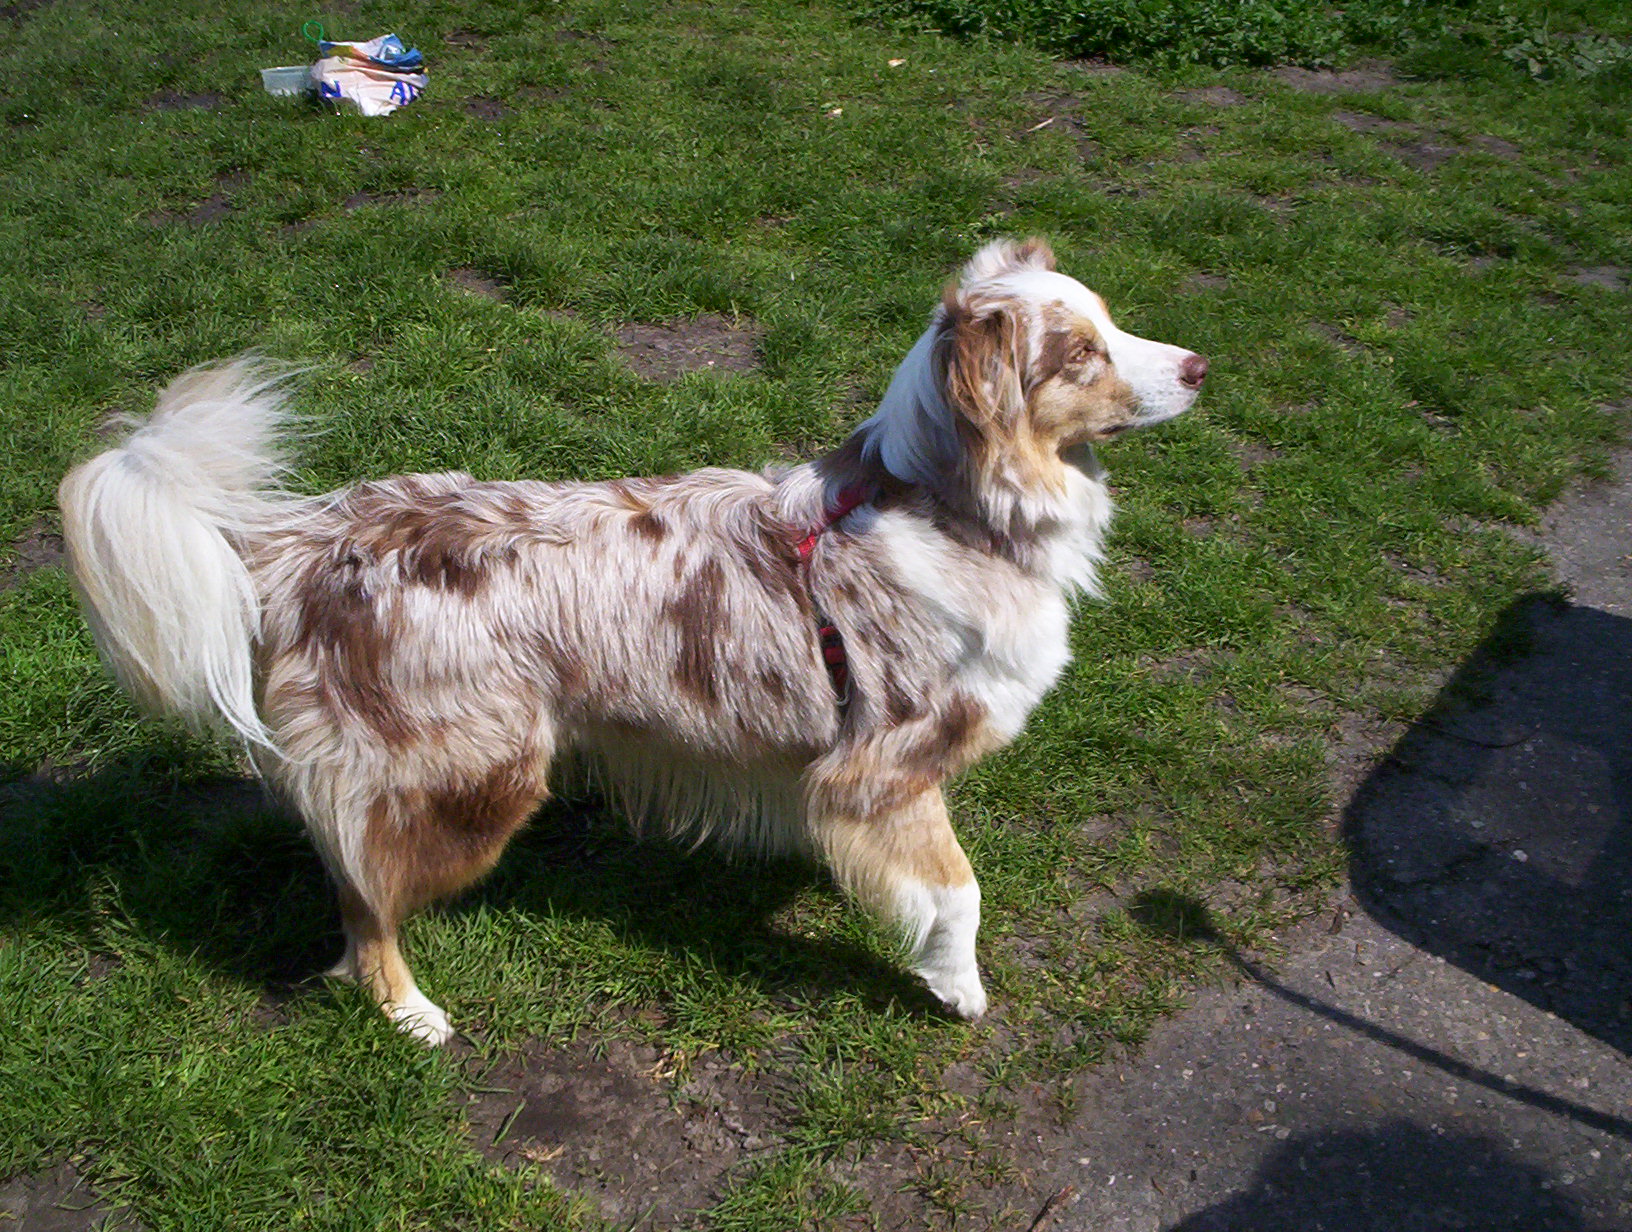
(311, 33), (427, 116)
(317, 32), (423, 71)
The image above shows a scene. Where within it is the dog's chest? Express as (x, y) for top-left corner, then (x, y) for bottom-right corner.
(955, 584), (1072, 738)
(872, 515), (1074, 739)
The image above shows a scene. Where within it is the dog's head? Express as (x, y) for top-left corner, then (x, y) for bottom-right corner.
(860, 238), (1207, 504)
(949, 237), (1207, 443)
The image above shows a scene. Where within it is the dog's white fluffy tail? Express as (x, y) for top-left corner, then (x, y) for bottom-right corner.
(57, 359), (299, 751)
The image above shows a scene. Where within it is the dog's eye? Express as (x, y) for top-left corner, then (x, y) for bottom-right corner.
(1069, 339), (1100, 365)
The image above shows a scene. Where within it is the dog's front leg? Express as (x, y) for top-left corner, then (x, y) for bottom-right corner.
(812, 785), (988, 1019)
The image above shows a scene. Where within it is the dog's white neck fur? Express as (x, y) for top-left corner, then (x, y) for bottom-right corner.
(853, 312), (1113, 598)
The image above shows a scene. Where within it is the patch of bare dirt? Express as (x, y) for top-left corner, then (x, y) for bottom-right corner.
(1062, 57), (1124, 78)
(1274, 60), (1398, 94)
(1000, 167), (1050, 193)
(1119, 555), (1157, 584)
(612, 315), (760, 381)
(343, 188), (439, 211)
(461, 1039), (783, 1227)
(1282, 682), (1334, 714)
(1326, 710), (1406, 806)
(1384, 550), (1446, 587)
(0, 1160), (141, 1231)
(464, 96), (513, 121)
(1024, 89), (1077, 111)
(3, 520), (64, 592)
(1567, 265), (1626, 291)
(554, 27), (614, 47)
(518, 84), (571, 103)
(835, 1131), (1036, 1231)
(1231, 439), (1282, 470)
(1418, 404), (1458, 435)
(150, 194), (233, 227)
(1146, 647), (1225, 684)
(1088, 178), (1144, 200)
(1331, 109), (1393, 134)
(1017, 98), (1098, 159)
(1, 0), (51, 24)
(1192, 511), (1252, 542)
(1251, 192), (1297, 215)
(1176, 86), (1247, 107)
(445, 28), (487, 50)
(1034, 118), (1099, 159)
(187, 194), (234, 225)
(833, 1064), (1087, 1232)
(1473, 134), (1521, 159)
(75, 953), (122, 985)
(1185, 272), (1230, 292)
(1312, 321), (1363, 357)
(1388, 137), (1458, 173)
(145, 90), (224, 112)
(1330, 112), (1462, 172)
(447, 267), (509, 302)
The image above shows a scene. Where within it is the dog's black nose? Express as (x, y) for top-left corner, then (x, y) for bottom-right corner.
(1180, 354), (1210, 389)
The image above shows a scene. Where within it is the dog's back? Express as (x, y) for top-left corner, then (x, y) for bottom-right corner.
(251, 467), (843, 766)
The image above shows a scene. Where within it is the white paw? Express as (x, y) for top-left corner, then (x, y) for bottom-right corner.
(388, 994), (455, 1047)
(919, 964), (988, 1020)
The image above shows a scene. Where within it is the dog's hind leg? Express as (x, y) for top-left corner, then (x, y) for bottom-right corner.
(322, 754), (549, 1045)
(809, 784), (987, 1020)
(331, 880), (455, 1045)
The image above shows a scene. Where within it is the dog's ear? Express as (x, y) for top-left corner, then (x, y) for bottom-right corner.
(940, 283), (1070, 499)
(960, 237), (1056, 286)
(940, 284), (1026, 435)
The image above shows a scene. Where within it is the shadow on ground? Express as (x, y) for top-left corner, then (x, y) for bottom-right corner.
(0, 756), (930, 1022)
(1170, 1120), (1611, 1232)
(1343, 594), (1632, 1054)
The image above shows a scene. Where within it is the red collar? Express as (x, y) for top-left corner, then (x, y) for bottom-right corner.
(795, 484), (871, 560)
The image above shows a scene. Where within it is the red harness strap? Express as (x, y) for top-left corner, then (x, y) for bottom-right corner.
(795, 484), (871, 562)
(796, 484), (871, 707)
(816, 618), (849, 702)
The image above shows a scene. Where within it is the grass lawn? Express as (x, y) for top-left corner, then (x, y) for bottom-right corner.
(1, 0), (1629, 1228)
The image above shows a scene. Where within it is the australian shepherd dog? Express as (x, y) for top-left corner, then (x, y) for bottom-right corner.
(58, 238), (1207, 1044)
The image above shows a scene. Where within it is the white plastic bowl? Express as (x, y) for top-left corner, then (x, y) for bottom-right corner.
(260, 65), (313, 97)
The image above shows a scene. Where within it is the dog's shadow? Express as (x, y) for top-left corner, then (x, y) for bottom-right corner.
(0, 750), (939, 1028)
